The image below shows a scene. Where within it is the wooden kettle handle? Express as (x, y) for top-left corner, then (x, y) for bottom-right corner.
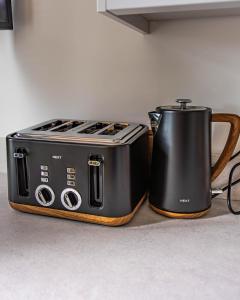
(211, 114), (240, 182)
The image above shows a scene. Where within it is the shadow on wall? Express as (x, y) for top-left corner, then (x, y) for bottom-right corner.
(13, 0), (33, 28)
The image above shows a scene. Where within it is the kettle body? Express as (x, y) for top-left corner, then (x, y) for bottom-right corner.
(149, 99), (240, 218)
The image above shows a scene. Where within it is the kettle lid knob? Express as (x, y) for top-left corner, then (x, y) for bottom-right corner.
(176, 99), (192, 109)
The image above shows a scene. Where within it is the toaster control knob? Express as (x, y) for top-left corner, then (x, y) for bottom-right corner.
(35, 185), (55, 207)
(61, 188), (82, 211)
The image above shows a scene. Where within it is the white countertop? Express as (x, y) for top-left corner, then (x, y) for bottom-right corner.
(1, 173), (240, 300)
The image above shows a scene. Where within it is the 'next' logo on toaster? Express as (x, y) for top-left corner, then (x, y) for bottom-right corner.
(52, 155), (62, 160)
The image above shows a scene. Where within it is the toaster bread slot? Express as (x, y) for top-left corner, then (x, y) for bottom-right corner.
(79, 123), (109, 135)
(33, 120), (65, 131)
(88, 155), (103, 208)
(51, 121), (84, 132)
(14, 148), (29, 197)
(101, 123), (128, 136)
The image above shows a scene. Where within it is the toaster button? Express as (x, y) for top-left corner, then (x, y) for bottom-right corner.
(41, 178), (49, 183)
(67, 174), (76, 180)
(67, 168), (76, 174)
(41, 171), (49, 177)
(40, 165), (48, 171)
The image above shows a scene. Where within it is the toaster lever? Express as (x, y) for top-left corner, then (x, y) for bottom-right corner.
(88, 160), (101, 167)
(89, 155), (104, 208)
(14, 152), (26, 159)
(14, 148), (29, 197)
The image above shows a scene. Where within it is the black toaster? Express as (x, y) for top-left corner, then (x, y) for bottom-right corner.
(7, 119), (149, 226)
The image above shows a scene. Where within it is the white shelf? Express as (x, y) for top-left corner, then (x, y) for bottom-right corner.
(97, 0), (240, 33)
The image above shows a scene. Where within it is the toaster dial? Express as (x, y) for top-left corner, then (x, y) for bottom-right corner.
(35, 185), (55, 207)
(61, 188), (82, 211)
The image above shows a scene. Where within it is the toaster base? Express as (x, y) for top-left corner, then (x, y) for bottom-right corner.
(150, 204), (210, 219)
(9, 194), (146, 226)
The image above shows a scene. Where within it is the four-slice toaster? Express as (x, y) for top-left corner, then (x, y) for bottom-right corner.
(7, 119), (149, 226)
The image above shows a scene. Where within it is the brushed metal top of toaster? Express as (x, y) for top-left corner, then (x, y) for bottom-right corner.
(14, 119), (147, 145)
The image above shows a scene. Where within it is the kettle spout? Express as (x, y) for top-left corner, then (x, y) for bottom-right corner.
(148, 111), (161, 135)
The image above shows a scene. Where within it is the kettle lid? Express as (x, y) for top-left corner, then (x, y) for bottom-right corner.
(156, 99), (210, 112)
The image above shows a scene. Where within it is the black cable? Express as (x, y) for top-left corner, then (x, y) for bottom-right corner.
(211, 150), (240, 214)
(212, 179), (240, 199)
(227, 163), (240, 215)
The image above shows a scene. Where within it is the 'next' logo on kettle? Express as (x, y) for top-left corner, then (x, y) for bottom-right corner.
(179, 199), (191, 203)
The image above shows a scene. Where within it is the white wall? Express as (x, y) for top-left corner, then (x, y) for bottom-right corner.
(0, 0), (240, 173)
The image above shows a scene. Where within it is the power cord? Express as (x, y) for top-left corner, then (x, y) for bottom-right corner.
(227, 160), (240, 215)
(212, 150), (240, 214)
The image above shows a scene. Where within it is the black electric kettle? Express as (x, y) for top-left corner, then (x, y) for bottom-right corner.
(148, 99), (240, 218)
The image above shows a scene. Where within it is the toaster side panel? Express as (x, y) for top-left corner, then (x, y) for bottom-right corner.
(7, 136), (19, 202)
(130, 130), (149, 210)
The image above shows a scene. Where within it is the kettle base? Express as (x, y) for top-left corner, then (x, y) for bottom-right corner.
(150, 204), (210, 219)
